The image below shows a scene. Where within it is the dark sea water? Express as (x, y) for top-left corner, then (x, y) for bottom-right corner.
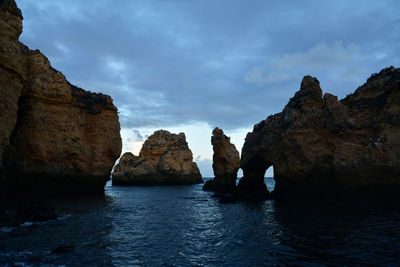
(1, 177), (400, 266)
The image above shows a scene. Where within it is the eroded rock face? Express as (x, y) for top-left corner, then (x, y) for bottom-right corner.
(0, 0), (122, 194)
(238, 67), (400, 201)
(203, 128), (240, 193)
(0, 0), (26, 175)
(112, 130), (203, 185)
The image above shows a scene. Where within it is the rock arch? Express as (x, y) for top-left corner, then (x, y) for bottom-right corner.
(237, 68), (400, 202)
(236, 156), (271, 201)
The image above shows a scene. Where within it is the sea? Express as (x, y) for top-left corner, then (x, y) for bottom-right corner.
(1, 177), (400, 266)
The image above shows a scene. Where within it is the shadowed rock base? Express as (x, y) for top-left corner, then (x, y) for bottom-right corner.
(0, 196), (57, 227)
(1, 169), (108, 196)
(235, 177), (270, 202)
(202, 175), (237, 193)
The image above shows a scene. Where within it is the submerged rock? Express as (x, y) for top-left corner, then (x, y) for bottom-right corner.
(203, 127), (240, 193)
(0, 0), (122, 195)
(112, 130), (203, 185)
(238, 67), (400, 201)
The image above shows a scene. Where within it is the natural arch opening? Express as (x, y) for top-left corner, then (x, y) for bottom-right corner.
(265, 166), (275, 192)
(236, 157), (272, 201)
(236, 168), (243, 185)
(241, 156), (275, 192)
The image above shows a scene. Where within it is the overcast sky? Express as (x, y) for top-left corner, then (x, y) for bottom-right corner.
(18, 0), (399, 177)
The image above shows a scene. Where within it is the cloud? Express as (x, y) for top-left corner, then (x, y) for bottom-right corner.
(17, 0), (400, 134)
(245, 42), (365, 86)
(194, 156), (213, 178)
(276, 42), (360, 69)
(131, 130), (145, 142)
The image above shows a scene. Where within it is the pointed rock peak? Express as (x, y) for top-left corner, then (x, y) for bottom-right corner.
(212, 127), (223, 135)
(212, 127), (231, 142)
(300, 75), (322, 96)
(287, 75), (323, 108)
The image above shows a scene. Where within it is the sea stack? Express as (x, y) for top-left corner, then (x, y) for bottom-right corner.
(203, 128), (240, 193)
(238, 67), (400, 202)
(112, 130), (203, 185)
(0, 0), (122, 195)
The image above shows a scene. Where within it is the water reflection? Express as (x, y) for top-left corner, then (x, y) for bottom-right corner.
(2, 180), (400, 266)
(271, 201), (400, 266)
(0, 192), (115, 266)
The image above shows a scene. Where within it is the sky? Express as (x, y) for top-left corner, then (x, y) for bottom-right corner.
(17, 0), (400, 177)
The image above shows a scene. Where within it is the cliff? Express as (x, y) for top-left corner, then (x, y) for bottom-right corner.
(112, 130), (203, 185)
(238, 67), (400, 201)
(203, 127), (240, 193)
(0, 0), (122, 195)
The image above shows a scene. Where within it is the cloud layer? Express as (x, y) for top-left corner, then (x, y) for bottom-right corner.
(18, 0), (399, 132)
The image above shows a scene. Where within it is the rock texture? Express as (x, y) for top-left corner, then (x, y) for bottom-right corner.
(0, 0), (122, 194)
(238, 67), (400, 201)
(203, 128), (240, 193)
(112, 130), (203, 185)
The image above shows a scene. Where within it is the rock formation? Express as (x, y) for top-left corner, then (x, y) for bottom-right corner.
(112, 130), (203, 185)
(0, 0), (122, 195)
(203, 127), (240, 193)
(238, 67), (400, 201)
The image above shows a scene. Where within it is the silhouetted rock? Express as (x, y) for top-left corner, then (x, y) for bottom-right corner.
(202, 128), (240, 193)
(112, 130), (203, 185)
(238, 67), (400, 201)
(0, 0), (122, 195)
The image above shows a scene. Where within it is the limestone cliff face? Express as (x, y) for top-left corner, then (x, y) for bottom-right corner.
(203, 128), (240, 193)
(0, 0), (26, 174)
(112, 130), (203, 185)
(238, 67), (400, 201)
(0, 0), (122, 194)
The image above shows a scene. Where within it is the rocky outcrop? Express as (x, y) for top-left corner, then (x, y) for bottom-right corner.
(238, 67), (400, 201)
(0, 0), (26, 176)
(0, 0), (122, 195)
(203, 128), (240, 193)
(112, 130), (203, 185)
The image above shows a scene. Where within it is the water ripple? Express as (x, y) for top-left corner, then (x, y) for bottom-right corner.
(1, 178), (400, 266)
